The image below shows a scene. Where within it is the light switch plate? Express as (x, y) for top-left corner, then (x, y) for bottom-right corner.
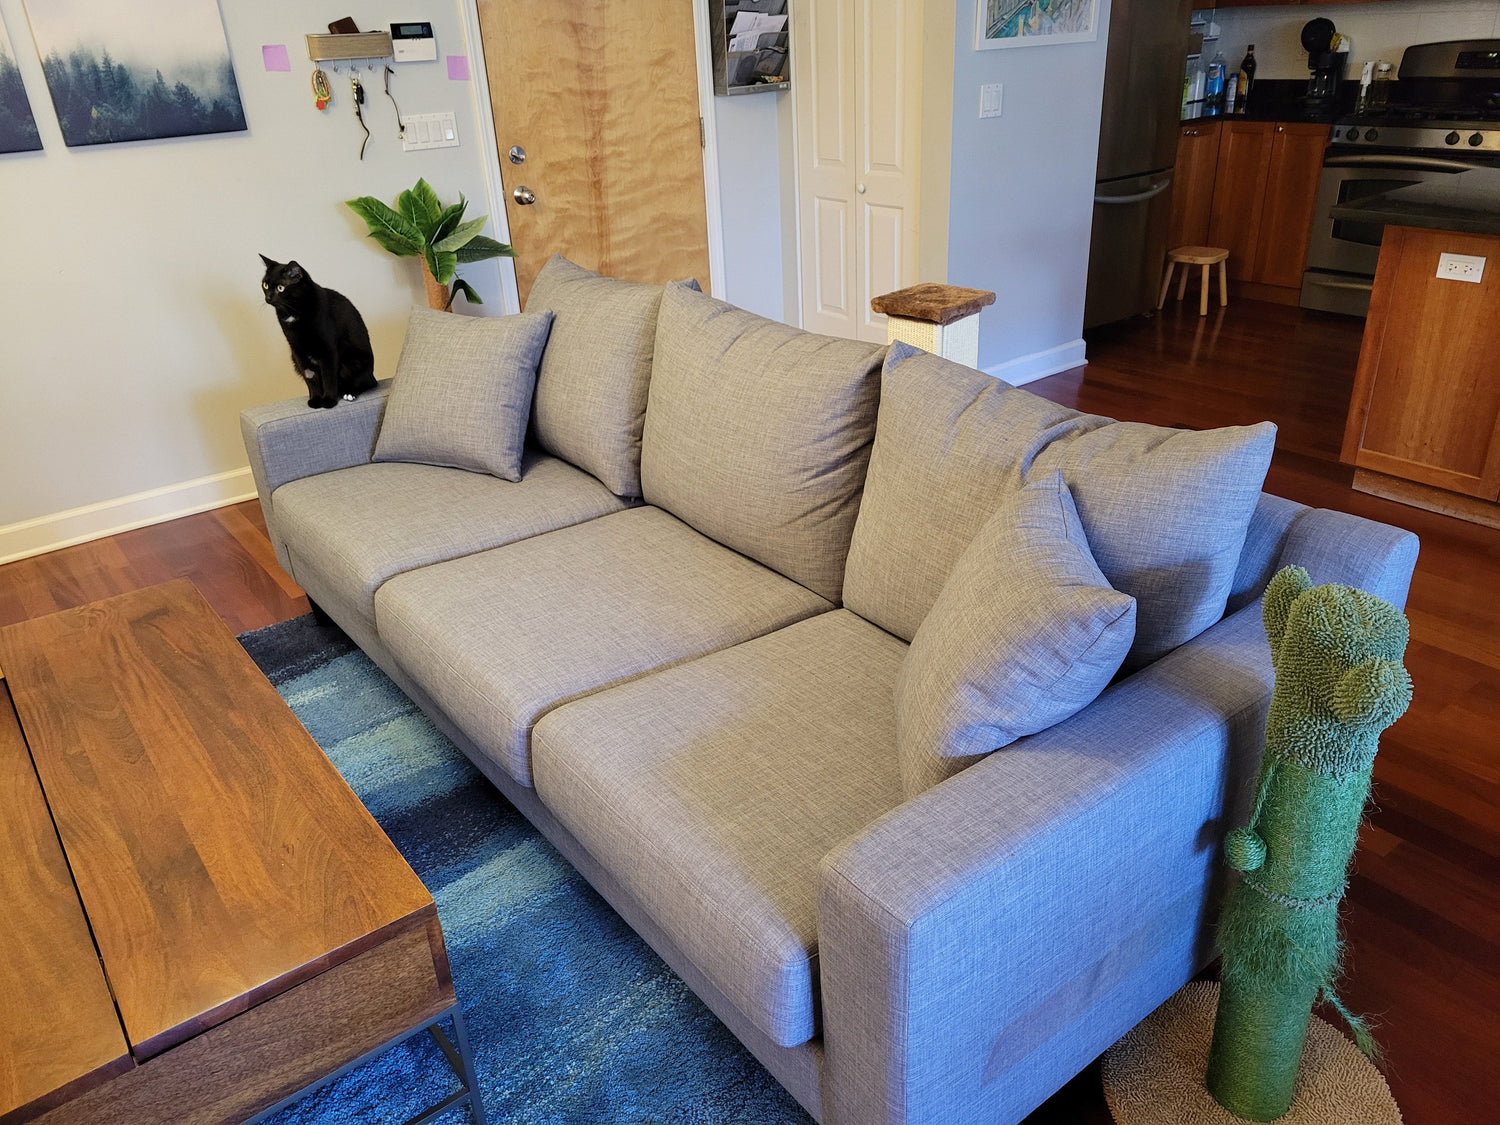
(401, 112), (459, 151)
(979, 83), (1003, 118)
(1436, 252), (1486, 283)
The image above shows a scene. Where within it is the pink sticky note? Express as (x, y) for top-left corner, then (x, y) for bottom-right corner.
(262, 44), (291, 72)
(447, 54), (470, 81)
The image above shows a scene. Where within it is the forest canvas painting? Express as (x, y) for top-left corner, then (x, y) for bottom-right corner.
(0, 15), (42, 152)
(25, 0), (245, 146)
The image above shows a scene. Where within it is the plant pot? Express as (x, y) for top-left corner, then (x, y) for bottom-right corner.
(421, 261), (452, 311)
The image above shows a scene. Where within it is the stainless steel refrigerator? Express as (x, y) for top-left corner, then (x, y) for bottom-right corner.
(1084, 0), (1195, 329)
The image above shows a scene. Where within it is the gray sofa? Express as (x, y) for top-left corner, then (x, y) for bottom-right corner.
(241, 263), (1418, 1125)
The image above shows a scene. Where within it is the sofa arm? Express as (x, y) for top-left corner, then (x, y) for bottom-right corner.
(240, 382), (390, 571)
(1277, 506), (1419, 610)
(817, 602), (1274, 1125)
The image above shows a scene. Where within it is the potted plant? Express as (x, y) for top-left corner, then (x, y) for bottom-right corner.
(346, 178), (515, 310)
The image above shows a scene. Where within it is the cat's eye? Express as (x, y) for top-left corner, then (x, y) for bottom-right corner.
(261, 282), (267, 289)
(277, 285), (285, 292)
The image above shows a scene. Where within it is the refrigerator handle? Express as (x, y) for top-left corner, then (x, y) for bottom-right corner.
(1094, 177), (1173, 205)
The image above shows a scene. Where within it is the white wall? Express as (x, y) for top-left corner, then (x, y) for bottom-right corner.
(713, 92), (787, 321)
(1202, 1), (1500, 81)
(0, 0), (504, 553)
(946, 0), (1113, 380)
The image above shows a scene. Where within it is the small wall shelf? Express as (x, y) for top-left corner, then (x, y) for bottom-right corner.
(709, 0), (789, 97)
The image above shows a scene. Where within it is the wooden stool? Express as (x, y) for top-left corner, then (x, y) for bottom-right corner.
(1159, 246), (1229, 317)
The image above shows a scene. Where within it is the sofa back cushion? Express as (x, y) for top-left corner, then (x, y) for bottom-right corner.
(843, 344), (1276, 667)
(641, 284), (885, 602)
(895, 473), (1137, 798)
(524, 255), (666, 497)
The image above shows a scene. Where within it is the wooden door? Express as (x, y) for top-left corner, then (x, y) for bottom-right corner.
(1166, 122), (1221, 250)
(1253, 122), (1328, 288)
(1207, 119), (1275, 282)
(1343, 226), (1500, 500)
(477, 0), (711, 303)
(795, 0), (923, 341)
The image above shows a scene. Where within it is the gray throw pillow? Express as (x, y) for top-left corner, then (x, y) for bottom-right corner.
(844, 343), (1275, 668)
(525, 255), (667, 498)
(895, 473), (1137, 799)
(374, 307), (554, 482)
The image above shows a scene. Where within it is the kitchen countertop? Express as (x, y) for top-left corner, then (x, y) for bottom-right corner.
(1329, 167), (1500, 237)
(1181, 78), (1352, 127)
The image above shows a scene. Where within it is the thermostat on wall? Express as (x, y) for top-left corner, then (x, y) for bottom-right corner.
(391, 22), (436, 62)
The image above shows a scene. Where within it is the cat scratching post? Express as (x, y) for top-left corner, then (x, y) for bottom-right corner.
(870, 283), (995, 368)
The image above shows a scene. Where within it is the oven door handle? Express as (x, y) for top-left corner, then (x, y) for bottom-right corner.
(1323, 153), (1482, 172)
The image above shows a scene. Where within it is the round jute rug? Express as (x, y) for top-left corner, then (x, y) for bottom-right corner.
(1102, 982), (1401, 1125)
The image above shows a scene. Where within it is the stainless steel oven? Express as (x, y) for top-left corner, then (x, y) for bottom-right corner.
(1301, 152), (1481, 316)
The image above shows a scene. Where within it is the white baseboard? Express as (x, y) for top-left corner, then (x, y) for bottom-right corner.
(0, 468), (257, 566)
(983, 338), (1088, 386)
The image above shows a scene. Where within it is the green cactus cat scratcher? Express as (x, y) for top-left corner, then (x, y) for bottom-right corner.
(1104, 566), (1411, 1125)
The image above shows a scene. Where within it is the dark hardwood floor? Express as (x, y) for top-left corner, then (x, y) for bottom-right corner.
(0, 297), (1493, 1124)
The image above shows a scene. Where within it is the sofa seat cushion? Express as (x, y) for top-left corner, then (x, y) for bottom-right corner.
(374, 505), (833, 788)
(531, 610), (908, 1049)
(272, 453), (627, 629)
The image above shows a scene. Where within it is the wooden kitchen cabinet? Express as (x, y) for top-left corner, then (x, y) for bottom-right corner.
(1208, 120), (1276, 283)
(1167, 122), (1221, 249)
(1166, 118), (1328, 304)
(1344, 225), (1500, 504)
(1253, 122), (1330, 288)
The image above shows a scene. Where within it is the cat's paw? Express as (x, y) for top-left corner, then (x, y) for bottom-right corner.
(341, 393), (356, 402)
(307, 396), (320, 408)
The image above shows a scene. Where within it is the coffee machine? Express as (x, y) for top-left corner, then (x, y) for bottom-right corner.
(1301, 18), (1346, 110)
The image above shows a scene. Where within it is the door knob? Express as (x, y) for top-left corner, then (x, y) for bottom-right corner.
(513, 186), (536, 205)
(857, 183), (867, 194)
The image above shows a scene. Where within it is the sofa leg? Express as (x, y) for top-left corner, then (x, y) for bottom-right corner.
(308, 599), (334, 628)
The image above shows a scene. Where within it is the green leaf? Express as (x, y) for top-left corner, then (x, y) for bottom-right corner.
(410, 178), (443, 228)
(432, 199), (467, 243)
(433, 215), (489, 252)
(424, 246), (458, 285)
(346, 196), (423, 257)
(455, 235), (516, 263)
(450, 278), (483, 306)
(396, 189), (424, 226)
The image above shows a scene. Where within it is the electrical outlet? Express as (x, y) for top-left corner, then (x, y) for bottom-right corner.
(979, 83), (1003, 119)
(1436, 252), (1486, 283)
(401, 112), (459, 152)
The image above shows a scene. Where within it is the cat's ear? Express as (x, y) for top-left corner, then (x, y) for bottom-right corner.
(259, 253), (276, 269)
(285, 261), (305, 282)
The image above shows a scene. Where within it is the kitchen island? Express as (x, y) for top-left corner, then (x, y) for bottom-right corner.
(1337, 167), (1500, 528)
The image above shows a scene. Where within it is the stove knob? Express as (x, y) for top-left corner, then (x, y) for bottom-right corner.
(1347, 126), (1362, 141)
(1365, 128), (1379, 142)
(1447, 131), (1462, 145)
(1470, 133), (1485, 147)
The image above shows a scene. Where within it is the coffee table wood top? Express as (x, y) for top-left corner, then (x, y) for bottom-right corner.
(0, 687), (132, 1120)
(0, 580), (435, 1064)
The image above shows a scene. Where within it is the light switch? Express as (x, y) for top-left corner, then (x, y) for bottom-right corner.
(401, 112), (461, 151)
(979, 83), (1003, 118)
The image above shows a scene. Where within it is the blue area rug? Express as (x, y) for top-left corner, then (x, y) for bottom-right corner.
(239, 615), (811, 1125)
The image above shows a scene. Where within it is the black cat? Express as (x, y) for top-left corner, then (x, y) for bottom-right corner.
(259, 255), (376, 409)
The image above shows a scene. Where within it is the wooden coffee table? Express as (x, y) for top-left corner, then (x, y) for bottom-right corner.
(0, 580), (485, 1125)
